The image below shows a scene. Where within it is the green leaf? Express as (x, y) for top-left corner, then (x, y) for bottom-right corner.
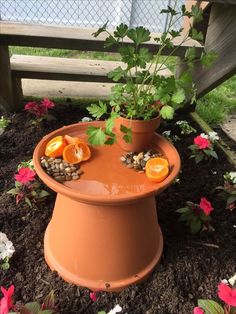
(195, 153), (204, 164)
(87, 126), (106, 146)
(123, 133), (132, 143)
(185, 47), (197, 62)
(190, 28), (204, 42)
(104, 35), (117, 48)
(92, 22), (108, 37)
(118, 46), (135, 67)
(136, 47), (152, 68)
(104, 137), (116, 145)
(7, 189), (18, 196)
(191, 5), (203, 23)
(25, 302), (41, 314)
(108, 66), (125, 82)
(39, 310), (54, 314)
(201, 51), (218, 69)
(190, 217), (202, 234)
(105, 114), (117, 134)
(120, 124), (131, 134)
(42, 290), (55, 310)
(114, 23), (129, 38)
(87, 101), (107, 119)
(160, 105), (175, 120)
(160, 6), (177, 16)
(127, 26), (151, 46)
(171, 88), (185, 105)
(198, 299), (224, 314)
(38, 190), (50, 198)
(176, 207), (190, 214)
(227, 195), (236, 206)
(25, 197), (32, 208)
(209, 150), (218, 159)
(170, 29), (182, 38)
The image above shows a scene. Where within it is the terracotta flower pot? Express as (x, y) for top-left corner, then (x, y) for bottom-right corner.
(115, 115), (161, 152)
(33, 121), (180, 292)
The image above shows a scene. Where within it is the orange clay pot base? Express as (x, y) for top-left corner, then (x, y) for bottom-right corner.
(33, 122), (181, 292)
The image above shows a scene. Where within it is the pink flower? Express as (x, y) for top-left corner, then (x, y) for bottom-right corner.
(15, 167), (36, 184)
(0, 285), (14, 314)
(89, 292), (97, 302)
(218, 282), (236, 306)
(41, 98), (55, 109)
(199, 197), (214, 216)
(194, 136), (210, 149)
(24, 101), (37, 111)
(193, 307), (204, 314)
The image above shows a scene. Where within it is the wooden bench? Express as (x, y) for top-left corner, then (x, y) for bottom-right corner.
(10, 55), (173, 82)
(0, 20), (204, 111)
(2, 1), (236, 112)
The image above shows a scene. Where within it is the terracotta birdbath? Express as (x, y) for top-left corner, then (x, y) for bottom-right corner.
(33, 121), (180, 292)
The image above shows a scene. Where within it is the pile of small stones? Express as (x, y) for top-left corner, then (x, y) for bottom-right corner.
(40, 156), (83, 182)
(120, 150), (164, 171)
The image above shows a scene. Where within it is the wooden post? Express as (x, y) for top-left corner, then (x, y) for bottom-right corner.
(192, 3), (236, 97)
(0, 45), (14, 111)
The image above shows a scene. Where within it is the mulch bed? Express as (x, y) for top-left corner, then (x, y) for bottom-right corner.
(0, 103), (235, 314)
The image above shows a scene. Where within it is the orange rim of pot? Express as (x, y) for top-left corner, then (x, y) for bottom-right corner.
(145, 157), (169, 182)
(45, 136), (67, 158)
(63, 143), (91, 164)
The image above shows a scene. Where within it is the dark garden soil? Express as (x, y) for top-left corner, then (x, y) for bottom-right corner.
(0, 103), (235, 314)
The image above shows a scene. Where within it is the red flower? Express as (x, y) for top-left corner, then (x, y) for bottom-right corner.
(25, 101), (47, 117)
(89, 292), (97, 302)
(199, 197), (214, 216)
(0, 285), (14, 314)
(194, 136), (210, 149)
(193, 307), (204, 314)
(41, 98), (55, 109)
(218, 282), (236, 306)
(15, 167), (36, 184)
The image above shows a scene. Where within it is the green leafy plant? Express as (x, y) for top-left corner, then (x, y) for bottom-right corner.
(194, 281), (236, 314)
(0, 116), (10, 135)
(86, 3), (217, 146)
(162, 130), (180, 143)
(7, 162), (49, 208)
(0, 285), (55, 314)
(216, 172), (236, 211)
(176, 197), (214, 234)
(176, 120), (196, 134)
(189, 132), (219, 163)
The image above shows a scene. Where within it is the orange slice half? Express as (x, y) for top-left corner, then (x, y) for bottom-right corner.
(63, 143), (91, 164)
(145, 157), (169, 182)
(64, 134), (85, 145)
(45, 136), (67, 158)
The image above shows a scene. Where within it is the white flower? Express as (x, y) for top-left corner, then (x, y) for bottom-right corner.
(162, 130), (171, 136)
(0, 232), (15, 261)
(176, 120), (187, 125)
(208, 131), (219, 142)
(221, 279), (228, 284)
(229, 274), (236, 286)
(229, 172), (236, 184)
(81, 117), (92, 122)
(108, 305), (122, 314)
(200, 133), (209, 139)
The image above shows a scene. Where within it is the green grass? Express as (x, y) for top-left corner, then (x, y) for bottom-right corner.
(196, 75), (236, 127)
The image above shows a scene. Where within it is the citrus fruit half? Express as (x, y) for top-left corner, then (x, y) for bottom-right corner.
(63, 143), (91, 164)
(64, 134), (85, 145)
(145, 157), (169, 182)
(45, 136), (67, 158)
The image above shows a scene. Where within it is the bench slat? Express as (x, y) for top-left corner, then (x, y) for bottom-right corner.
(11, 55), (173, 82)
(1, 21), (203, 58)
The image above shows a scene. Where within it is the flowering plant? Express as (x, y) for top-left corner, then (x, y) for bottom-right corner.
(194, 281), (236, 314)
(0, 285), (55, 314)
(176, 197), (214, 234)
(24, 98), (55, 125)
(0, 116), (10, 136)
(189, 132), (219, 163)
(0, 233), (15, 270)
(176, 120), (196, 135)
(217, 172), (236, 211)
(162, 130), (180, 143)
(7, 162), (49, 208)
